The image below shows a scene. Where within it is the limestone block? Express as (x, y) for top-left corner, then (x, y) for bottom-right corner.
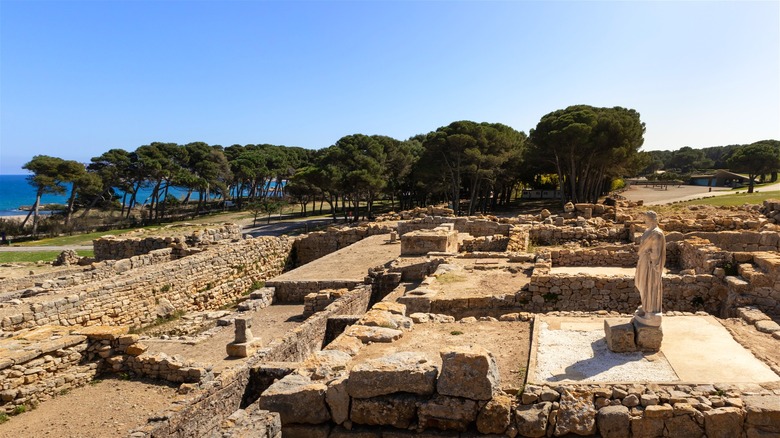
(744, 395), (780, 433)
(604, 319), (636, 353)
(300, 350), (351, 381)
(257, 374), (330, 425)
(755, 320), (780, 334)
(343, 325), (403, 344)
(400, 229), (458, 255)
(125, 343), (148, 356)
(436, 345), (500, 400)
(476, 394), (512, 434)
(346, 352), (438, 398)
(349, 394), (419, 429)
(417, 394), (478, 431)
(633, 320), (663, 352)
(358, 310), (408, 330)
(630, 416), (664, 438)
(323, 335), (363, 356)
(664, 414), (703, 437)
(597, 405), (630, 438)
(703, 407), (744, 438)
(515, 401), (552, 438)
(372, 301), (406, 315)
(325, 376), (350, 425)
(554, 388), (597, 436)
(73, 325), (128, 340)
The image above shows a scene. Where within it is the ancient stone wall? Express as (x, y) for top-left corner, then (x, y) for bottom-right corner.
(0, 236), (293, 332)
(291, 224), (391, 266)
(132, 285), (372, 438)
(460, 235), (510, 253)
(267, 280), (363, 304)
(93, 223), (242, 261)
(528, 223), (628, 245)
(686, 230), (780, 252)
(549, 246), (637, 267)
(726, 252), (780, 317)
(397, 216), (512, 237)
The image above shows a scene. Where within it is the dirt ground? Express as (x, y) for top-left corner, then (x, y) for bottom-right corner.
(144, 304), (305, 373)
(0, 377), (183, 438)
(352, 321), (531, 391)
(0, 262), (82, 282)
(720, 317), (780, 376)
(427, 260), (532, 298)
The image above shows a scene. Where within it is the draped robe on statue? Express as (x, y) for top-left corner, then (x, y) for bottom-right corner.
(635, 226), (666, 316)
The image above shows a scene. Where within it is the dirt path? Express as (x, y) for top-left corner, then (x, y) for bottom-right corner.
(0, 377), (183, 438)
(144, 304), (305, 373)
(720, 317), (780, 376)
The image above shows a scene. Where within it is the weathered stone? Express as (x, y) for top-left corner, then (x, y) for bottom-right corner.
(300, 350), (351, 381)
(281, 424), (331, 438)
(554, 388), (596, 436)
(344, 325), (403, 343)
(155, 297), (176, 318)
(703, 407), (744, 438)
(417, 394), (478, 431)
(358, 310), (402, 330)
(597, 405), (629, 438)
(664, 414), (704, 437)
(630, 416), (664, 438)
(125, 342), (147, 356)
(326, 376), (350, 425)
(257, 374), (330, 425)
(755, 320), (780, 334)
(372, 301), (406, 316)
(324, 334), (363, 356)
(349, 394), (419, 429)
(346, 352), (438, 398)
(477, 394), (512, 434)
(622, 394), (640, 407)
(744, 395), (780, 433)
(515, 402), (552, 438)
(437, 345), (499, 400)
(644, 404), (674, 419)
(604, 319), (636, 352)
(634, 321), (663, 351)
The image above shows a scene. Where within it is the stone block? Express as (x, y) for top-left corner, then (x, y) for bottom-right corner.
(346, 351), (438, 398)
(125, 343), (148, 356)
(300, 350), (351, 381)
(226, 340), (260, 358)
(417, 394), (478, 432)
(554, 388), (597, 436)
(326, 376), (350, 425)
(476, 394), (512, 434)
(604, 319), (636, 353)
(515, 402), (552, 438)
(630, 416), (664, 438)
(703, 407), (744, 438)
(400, 229), (458, 255)
(664, 414), (704, 437)
(437, 345), (500, 400)
(755, 320), (780, 334)
(744, 395), (780, 433)
(372, 301), (406, 315)
(257, 374), (330, 425)
(633, 320), (663, 352)
(349, 394), (419, 429)
(597, 405), (629, 438)
(344, 325), (403, 344)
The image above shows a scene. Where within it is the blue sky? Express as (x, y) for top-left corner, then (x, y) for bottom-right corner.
(1, 0), (778, 174)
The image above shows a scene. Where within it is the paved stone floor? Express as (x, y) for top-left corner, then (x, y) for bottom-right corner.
(530, 315), (780, 384)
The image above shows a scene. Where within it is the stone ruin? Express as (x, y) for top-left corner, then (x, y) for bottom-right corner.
(1, 203), (779, 438)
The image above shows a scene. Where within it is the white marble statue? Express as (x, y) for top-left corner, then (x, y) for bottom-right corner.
(633, 210), (666, 327)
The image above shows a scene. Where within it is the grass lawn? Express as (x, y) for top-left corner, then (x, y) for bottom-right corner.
(682, 190), (780, 207)
(0, 250), (95, 264)
(17, 228), (139, 247)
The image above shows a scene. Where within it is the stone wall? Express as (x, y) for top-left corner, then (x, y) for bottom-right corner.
(93, 223), (242, 261)
(291, 224), (392, 266)
(1, 236), (293, 332)
(0, 248), (179, 296)
(726, 252), (780, 317)
(460, 235), (510, 253)
(266, 280), (363, 304)
(398, 216), (512, 237)
(549, 246), (637, 267)
(528, 223), (628, 245)
(132, 285), (372, 438)
(760, 199), (780, 223)
(686, 230), (780, 252)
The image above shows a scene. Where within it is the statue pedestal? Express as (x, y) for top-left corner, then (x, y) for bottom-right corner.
(604, 318), (663, 353)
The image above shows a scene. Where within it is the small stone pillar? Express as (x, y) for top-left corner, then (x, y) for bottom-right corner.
(389, 231), (398, 243)
(226, 317), (260, 358)
(554, 217), (565, 226)
(583, 208), (592, 219)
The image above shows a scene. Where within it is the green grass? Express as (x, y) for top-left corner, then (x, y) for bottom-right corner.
(16, 228), (139, 247)
(0, 250), (94, 264)
(436, 272), (467, 284)
(681, 190), (780, 207)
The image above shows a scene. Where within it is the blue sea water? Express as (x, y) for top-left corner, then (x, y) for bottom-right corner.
(0, 175), (285, 217)
(0, 174), (188, 217)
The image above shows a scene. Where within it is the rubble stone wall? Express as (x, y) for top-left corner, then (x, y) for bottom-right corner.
(92, 224), (242, 261)
(134, 286), (372, 438)
(686, 230), (780, 252)
(397, 216), (512, 237)
(266, 280), (363, 304)
(529, 224), (628, 245)
(291, 225), (392, 266)
(0, 236), (293, 332)
(549, 246), (638, 267)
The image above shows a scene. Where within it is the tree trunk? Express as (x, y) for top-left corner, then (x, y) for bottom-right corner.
(65, 184), (78, 226)
(32, 192), (42, 236)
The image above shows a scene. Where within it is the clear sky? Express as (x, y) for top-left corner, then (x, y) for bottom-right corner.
(1, 0), (778, 174)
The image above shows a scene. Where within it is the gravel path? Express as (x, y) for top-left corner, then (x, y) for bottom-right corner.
(534, 321), (678, 383)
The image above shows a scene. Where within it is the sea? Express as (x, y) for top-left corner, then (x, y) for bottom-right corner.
(0, 174), (188, 217)
(0, 174), (284, 217)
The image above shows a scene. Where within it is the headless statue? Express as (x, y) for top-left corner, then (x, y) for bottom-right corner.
(633, 210), (665, 327)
